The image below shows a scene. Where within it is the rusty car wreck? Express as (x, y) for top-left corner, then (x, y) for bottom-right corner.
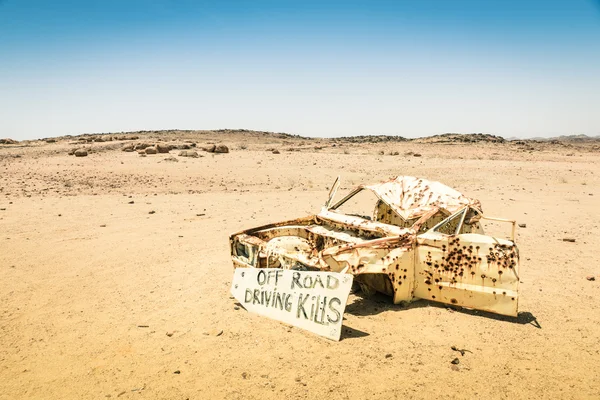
(230, 176), (520, 317)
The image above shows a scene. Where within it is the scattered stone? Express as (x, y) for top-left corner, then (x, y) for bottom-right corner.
(161, 156), (179, 162)
(74, 149), (88, 157)
(166, 331), (174, 337)
(100, 224), (106, 227)
(451, 346), (471, 356)
(204, 144), (216, 153)
(45, 139), (56, 143)
(413, 153), (422, 157)
(178, 150), (200, 158)
(148, 211), (155, 214)
(562, 238), (576, 242)
(451, 358), (460, 365)
(173, 370), (181, 374)
(122, 144), (134, 152)
(196, 213), (205, 217)
(586, 276), (596, 281)
(203, 328), (223, 336)
(385, 353), (393, 359)
(241, 372), (248, 379)
(128, 201), (134, 204)
(145, 147), (157, 155)
(137, 325), (149, 328)
(451, 364), (460, 371)
(234, 306), (240, 310)
(272, 149), (281, 154)
(519, 223), (527, 228)
(156, 143), (171, 153)
(214, 145), (229, 154)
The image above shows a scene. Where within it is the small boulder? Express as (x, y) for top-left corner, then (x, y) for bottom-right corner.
(134, 143), (151, 151)
(204, 144), (216, 153)
(214, 145), (229, 154)
(586, 276), (595, 281)
(272, 149), (281, 154)
(156, 143), (171, 153)
(178, 150), (201, 158)
(74, 149), (88, 157)
(122, 144), (134, 152)
(45, 139), (56, 143)
(145, 147), (157, 155)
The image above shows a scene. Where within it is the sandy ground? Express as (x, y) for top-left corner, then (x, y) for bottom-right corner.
(1, 134), (599, 399)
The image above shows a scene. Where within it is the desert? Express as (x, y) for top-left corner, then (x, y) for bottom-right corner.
(1, 130), (599, 399)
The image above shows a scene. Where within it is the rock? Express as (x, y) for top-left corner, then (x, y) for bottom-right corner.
(134, 143), (151, 150)
(148, 210), (155, 214)
(128, 201), (134, 204)
(203, 328), (223, 336)
(451, 358), (460, 365)
(173, 370), (181, 374)
(178, 150), (200, 158)
(214, 145), (229, 153)
(156, 143), (171, 153)
(385, 353), (393, 359)
(0, 138), (18, 145)
(74, 149), (88, 157)
(518, 223), (527, 228)
(161, 156), (178, 162)
(45, 139), (56, 143)
(413, 153), (422, 157)
(272, 149), (281, 154)
(204, 144), (216, 153)
(562, 238), (576, 242)
(166, 331), (174, 337)
(122, 144), (134, 152)
(100, 224), (106, 227)
(145, 147), (157, 154)
(586, 276), (596, 281)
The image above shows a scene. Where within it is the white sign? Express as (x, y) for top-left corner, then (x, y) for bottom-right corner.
(231, 268), (354, 341)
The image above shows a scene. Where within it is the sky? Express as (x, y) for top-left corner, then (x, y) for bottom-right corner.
(0, 0), (599, 140)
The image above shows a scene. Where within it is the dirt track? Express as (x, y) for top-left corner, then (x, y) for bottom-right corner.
(1, 134), (599, 399)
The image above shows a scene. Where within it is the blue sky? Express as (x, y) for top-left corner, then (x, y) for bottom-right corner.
(1, 0), (599, 140)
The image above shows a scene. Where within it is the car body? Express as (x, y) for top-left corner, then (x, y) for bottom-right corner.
(229, 176), (520, 317)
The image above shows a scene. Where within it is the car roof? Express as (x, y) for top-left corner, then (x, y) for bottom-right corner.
(364, 176), (481, 220)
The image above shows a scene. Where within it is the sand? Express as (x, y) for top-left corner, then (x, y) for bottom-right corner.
(1, 132), (599, 399)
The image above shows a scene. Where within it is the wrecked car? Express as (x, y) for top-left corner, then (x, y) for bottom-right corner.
(230, 176), (520, 317)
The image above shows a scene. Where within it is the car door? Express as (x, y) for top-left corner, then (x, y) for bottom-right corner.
(414, 207), (520, 317)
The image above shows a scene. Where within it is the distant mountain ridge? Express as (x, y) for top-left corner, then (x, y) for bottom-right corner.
(2, 130), (600, 145)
